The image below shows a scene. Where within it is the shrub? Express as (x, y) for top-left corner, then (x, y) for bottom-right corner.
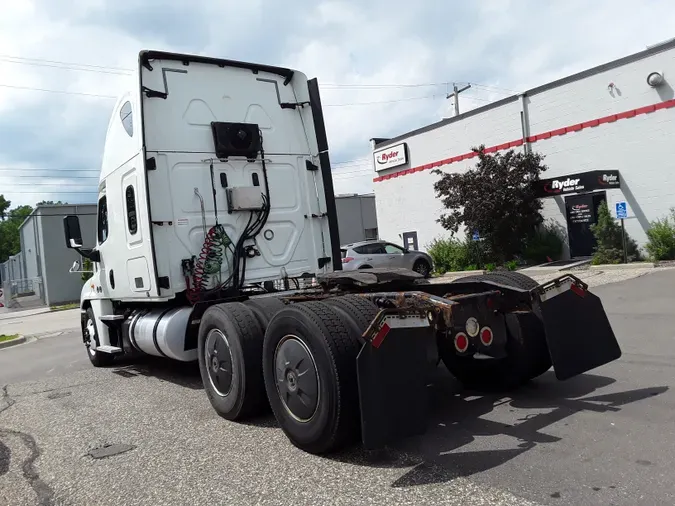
(426, 237), (470, 274)
(426, 235), (493, 274)
(522, 221), (566, 265)
(591, 201), (641, 264)
(504, 259), (519, 271)
(645, 208), (675, 261)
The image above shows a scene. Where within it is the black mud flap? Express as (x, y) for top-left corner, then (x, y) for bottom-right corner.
(533, 276), (622, 381)
(356, 310), (437, 449)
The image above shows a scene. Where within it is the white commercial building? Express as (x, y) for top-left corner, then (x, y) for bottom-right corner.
(370, 39), (675, 259)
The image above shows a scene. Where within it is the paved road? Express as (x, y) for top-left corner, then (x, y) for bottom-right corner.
(0, 330), (86, 385)
(0, 308), (80, 338)
(1, 271), (674, 505)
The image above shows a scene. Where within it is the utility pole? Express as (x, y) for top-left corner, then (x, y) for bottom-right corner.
(447, 83), (472, 116)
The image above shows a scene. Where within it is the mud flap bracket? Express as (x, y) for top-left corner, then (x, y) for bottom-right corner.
(356, 310), (437, 449)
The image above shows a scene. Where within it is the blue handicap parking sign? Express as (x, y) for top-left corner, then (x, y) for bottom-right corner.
(472, 230), (480, 241)
(615, 201), (628, 219)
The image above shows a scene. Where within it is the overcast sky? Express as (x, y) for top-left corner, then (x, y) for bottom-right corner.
(1, 0), (675, 207)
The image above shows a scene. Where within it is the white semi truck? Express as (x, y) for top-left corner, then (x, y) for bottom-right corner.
(63, 49), (622, 454)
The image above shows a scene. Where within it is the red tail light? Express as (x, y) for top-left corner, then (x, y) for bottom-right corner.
(454, 332), (469, 353)
(342, 257), (354, 263)
(480, 327), (494, 346)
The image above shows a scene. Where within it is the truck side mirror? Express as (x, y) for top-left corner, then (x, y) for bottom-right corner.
(63, 215), (83, 249)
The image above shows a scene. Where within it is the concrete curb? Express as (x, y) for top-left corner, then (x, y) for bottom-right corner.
(0, 307), (52, 321)
(440, 270), (486, 278)
(588, 262), (657, 271)
(0, 335), (26, 350)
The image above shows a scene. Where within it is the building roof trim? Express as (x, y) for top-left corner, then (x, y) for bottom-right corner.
(373, 97), (675, 183)
(18, 203), (98, 231)
(373, 38), (675, 149)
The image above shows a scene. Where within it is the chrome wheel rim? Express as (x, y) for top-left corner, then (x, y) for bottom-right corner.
(205, 329), (234, 397)
(274, 335), (320, 423)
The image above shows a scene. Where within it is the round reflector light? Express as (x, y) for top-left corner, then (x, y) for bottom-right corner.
(454, 332), (469, 353)
(465, 317), (480, 337)
(480, 327), (493, 346)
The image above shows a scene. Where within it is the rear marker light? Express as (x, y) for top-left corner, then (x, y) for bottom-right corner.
(570, 284), (586, 298)
(454, 332), (469, 353)
(480, 327), (493, 346)
(371, 323), (390, 348)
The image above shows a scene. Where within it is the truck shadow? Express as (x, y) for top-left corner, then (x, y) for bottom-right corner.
(110, 356), (203, 390)
(329, 367), (668, 487)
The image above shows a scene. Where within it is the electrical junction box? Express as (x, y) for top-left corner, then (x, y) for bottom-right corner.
(226, 186), (265, 212)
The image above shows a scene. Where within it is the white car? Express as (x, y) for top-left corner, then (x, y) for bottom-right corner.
(340, 240), (433, 278)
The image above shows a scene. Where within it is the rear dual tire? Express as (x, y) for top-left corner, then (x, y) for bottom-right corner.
(197, 302), (268, 420)
(262, 298), (377, 454)
(198, 296), (379, 454)
(440, 272), (552, 391)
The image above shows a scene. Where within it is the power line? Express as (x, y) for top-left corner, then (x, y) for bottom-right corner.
(0, 57), (133, 76)
(0, 83), (117, 99)
(1, 190), (97, 194)
(2, 182), (97, 187)
(0, 175), (99, 179)
(0, 167), (99, 173)
(0, 54), (519, 94)
(1, 82), (447, 107)
(5, 212), (98, 217)
(469, 82), (519, 94)
(322, 82), (449, 89)
(324, 94), (442, 107)
(0, 54), (134, 73)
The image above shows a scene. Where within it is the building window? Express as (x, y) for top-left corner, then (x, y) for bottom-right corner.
(120, 101), (133, 137)
(97, 195), (109, 244)
(125, 185), (138, 235)
(364, 227), (378, 240)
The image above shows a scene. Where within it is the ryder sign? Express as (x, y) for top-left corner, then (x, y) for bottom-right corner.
(535, 170), (621, 198)
(373, 143), (408, 171)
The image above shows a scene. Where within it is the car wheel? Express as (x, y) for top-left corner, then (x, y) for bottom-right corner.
(413, 259), (431, 278)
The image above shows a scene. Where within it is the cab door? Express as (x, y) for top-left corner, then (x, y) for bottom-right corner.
(93, 189), (116, 295)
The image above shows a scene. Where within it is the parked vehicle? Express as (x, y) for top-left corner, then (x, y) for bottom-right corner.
(340, 240), (433, 277)
(63, 49), (622, 455)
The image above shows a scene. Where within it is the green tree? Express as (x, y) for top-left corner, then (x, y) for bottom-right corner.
(0, 197), (34, 263)
(590, 201), (641, 264)
(0, 195), (10, 220)
(433, 146), (548, 264)
(36, 200), (67, 206)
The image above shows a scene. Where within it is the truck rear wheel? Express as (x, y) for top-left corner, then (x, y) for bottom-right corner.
(439, 272), (551, 391)
(323, 294), (379, 341)
(244, 297), (286, 331)
(197, 302), (267, 420)
(262, 301), (362, 454)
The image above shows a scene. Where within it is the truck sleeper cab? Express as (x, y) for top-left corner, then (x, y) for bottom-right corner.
(63, 50), (622, 455)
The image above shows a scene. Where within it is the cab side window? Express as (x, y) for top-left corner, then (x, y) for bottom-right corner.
(120, 101), (133, 137)
(97, 195), (109, 244)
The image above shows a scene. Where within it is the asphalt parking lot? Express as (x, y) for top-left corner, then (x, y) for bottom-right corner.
(2, 270), (675, 506)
